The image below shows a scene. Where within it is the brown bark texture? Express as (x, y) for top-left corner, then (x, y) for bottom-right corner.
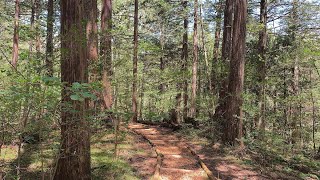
(132, 0), (139, 122)
(101, 0), (113, 109)
(12, 0), (19, 68)
(223, 0), (247, 146)
(46, 0), (54, 76)
(190, 0), (198, 118)
(255, 0), (267, 134)
(213, 0), (233, 121)
(211, 0), (223, 92)
(181, 0), (189, 119)
(54, 1), (91, 179)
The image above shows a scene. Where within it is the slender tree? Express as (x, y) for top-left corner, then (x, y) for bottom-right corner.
(54, 0), (91, 178)
(46, 0), (54, 76)
(132, 0), (139, 122)
(290, 0), (300, 147)
(224, 0), (247, 146)
(101, 0), (113, 109)
(211, 0), (223, 92)
(255, 0), (267, 135)
(190, 0), (198, 118)
(101, 0), (113, 76)
(11, 0), (19, 68)
(181, 0), (189, 119)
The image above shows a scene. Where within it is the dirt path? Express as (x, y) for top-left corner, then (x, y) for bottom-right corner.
(129, 123), (209, 180)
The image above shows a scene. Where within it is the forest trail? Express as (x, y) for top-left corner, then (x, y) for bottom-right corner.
(129, 123), (209, 180)
(129, 123), (271, 180)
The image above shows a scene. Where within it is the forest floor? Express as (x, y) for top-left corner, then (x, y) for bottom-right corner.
(0, 123), (319, 179)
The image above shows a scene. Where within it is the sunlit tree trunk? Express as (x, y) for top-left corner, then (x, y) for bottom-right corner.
(11, 0), (19, 68)
(101, 0), (113, 109)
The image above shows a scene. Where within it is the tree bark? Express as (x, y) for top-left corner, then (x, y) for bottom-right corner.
(213, 0), (233, 122)
(181, 0), (188, 119)
(199, 3), (210, 94)
(255, 0), (267, 136)
(132, 0), (139, 122)
(12, 0), (19, 69)
(224, 0), (247, 146)
(46, 0), (54, 76)
(35, 0), (41, 54)
(190, 0), (198, 118)
(211, 0), (223, 93)
(101, 0), (113, 77)
(101, 0), (113, 109)
(54, 0), (91, 179)
(290, 0), (299, 147)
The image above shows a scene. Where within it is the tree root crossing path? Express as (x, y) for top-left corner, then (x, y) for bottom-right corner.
(129, 123), (215, 180)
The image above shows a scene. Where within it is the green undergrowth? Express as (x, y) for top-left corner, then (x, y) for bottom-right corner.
(0, 127), (139, 180)
(173, 124), (320, 179)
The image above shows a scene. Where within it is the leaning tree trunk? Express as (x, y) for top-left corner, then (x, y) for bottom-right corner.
(224, 0), (247, 146)
(12, 0), (19, 68)
(54, 0), (91, 179)
(132, 0), (139, 122)
(101, 0), (113, 109)
(190, 0), (198, 118)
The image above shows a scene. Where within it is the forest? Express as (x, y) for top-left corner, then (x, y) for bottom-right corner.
(0, 0), (320, 179)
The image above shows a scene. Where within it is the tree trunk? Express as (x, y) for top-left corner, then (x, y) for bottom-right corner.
(199, 3), (210, 94)
(132, 0), (139, 122)
(12, 0), (19, 68)
(211, 0), (223, 93)
(54, 0), (91, 179)
(181, 0), (188, 120)
(190, 0), (198, 118)
(291, 0), (299, 148)
(87, 0), (98, 111)
(46, 0), (54, 76)
(255, 0), (267, 136)
(224, 0), (247, 146)
(213, 0), (233, 122)
(35, 0), (41, 54)
(159, 25), (165, 93)
(101, 0), (113, 109)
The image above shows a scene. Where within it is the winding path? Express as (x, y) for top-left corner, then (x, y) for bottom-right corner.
(129, 123), (213, 180)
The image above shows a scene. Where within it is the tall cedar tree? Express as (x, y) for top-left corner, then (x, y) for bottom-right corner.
(54, 1), (91, 179)
(12, 0), (19, 68)
(101, 0), (113, 109)
(224, 0), (247, 146)
(182, 0), (189, 119)
(213, 0), (233, 122)
(45, 0), (54, 76)
(132, 0), (139, 122)
(291, 0), (300, 146)
(190, 0), (198, 118)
